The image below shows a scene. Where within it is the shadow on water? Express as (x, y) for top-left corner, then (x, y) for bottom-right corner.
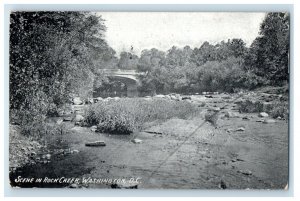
(10, 135), (95, 188)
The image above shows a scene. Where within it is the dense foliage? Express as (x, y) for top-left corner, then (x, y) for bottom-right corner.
(10, 12), (108, 128)
(245, 12), (289, 85)
(135, 12), (289, 94)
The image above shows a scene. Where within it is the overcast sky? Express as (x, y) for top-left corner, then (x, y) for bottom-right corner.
(98, 12), (266, 56)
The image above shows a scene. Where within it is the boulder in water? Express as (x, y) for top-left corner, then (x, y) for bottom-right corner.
(56, 118), (63, 125)
(236, 127), (245, 132)
(85, 141), (106, 147)
(90, 125), (97, 132)
(63, 116), (72, 121)
(169, 95), (177, 100)
(73, 114), (84, 122)
(238, 169), (253, 176)
(182, 96), (192, 100)
(259, 112), (269, 117)
(73, 97), (83, 105)
(131, 139), (143, 144)
(71, 150), (79, 154)
(45, 154), (51, 160)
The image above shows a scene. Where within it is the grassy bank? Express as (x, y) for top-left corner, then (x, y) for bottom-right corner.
(84, 98), (201, 134)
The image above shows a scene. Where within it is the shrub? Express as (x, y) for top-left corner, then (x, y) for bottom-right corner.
(237, 100), (264, 113)
(268, 102), (289, 119)
(237, 100), (288, 119)
(10, 107), (67, 139)
(85, 98), (200, 134)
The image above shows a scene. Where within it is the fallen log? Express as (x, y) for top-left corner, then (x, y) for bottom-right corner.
(143, 130), (163, 135)
(85, 141), (106, 147)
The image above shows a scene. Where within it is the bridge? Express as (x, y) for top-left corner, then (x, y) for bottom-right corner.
(95, 69), (144, 97)
(101, 69), (143, 81)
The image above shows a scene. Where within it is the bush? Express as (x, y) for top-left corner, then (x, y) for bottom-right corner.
(237, 100), (264, 113)
(195, 57), (263, 93)
(10, 107), (67, 139)
(237, 100), (288, 119)
(268, 102), (289, 119)
(85, 98), (200, 134)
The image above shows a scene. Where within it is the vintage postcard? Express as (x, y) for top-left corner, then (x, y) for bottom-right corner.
(9, 11), (289, 189)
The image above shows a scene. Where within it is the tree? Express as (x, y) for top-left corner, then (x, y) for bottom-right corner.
(137, 48), (166, 95)
(91, 46), (119, 70)
(10, 12), (107, 122)
(245, 12), (290, 85)
(118, 52), (139, 69)
(137, 48), (165, 72)
(228, 39), (247, 58)
(191, 42), (216, 66)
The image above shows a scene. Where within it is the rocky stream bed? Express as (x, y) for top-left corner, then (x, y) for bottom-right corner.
(9, 91), (289, 189)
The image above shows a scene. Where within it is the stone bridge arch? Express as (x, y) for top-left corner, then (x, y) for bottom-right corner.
(94, 69), (143, 98)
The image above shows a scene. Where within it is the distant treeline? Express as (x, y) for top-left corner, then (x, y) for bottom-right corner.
(100, 13), (289, 94)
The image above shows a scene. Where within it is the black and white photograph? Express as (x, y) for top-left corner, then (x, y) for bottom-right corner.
(8, 11), (289, 189)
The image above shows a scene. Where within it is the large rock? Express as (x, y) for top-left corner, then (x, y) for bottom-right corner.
(71, 150), (80, 154)
(73, 97), (83, 105)
(45, 154), (51, 160)
(88, 98), (94, 104)
(169, 95), (177, 100)
(85, 141), (106, 147)
(236, 127), (245, 132)
(256, 118), (265, 122)
(131, 139), (143, 144)
(259, 112), (269, 117)
(169, 94), (180, 101)
(242, 116), (251, 121)
(238, 169), (252, 176)
(57, 109), (65, 117)
(56, 118), (64, 125)
(90, 125), (97, 132)
(182, 96), (192, 100)
(63, 116), (73, 121)
(73, 114), (84, 122)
